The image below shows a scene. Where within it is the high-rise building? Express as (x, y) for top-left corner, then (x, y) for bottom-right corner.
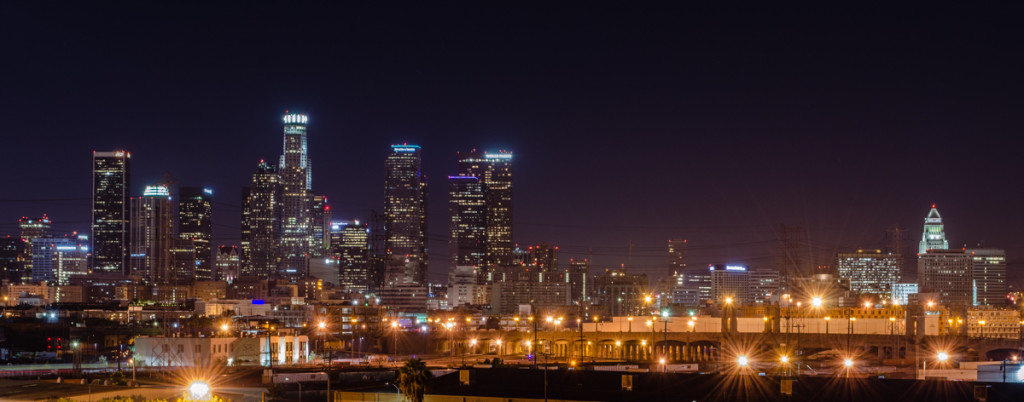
(169, 238), (197, 284)
(330, 220), (370, 293)
(525, 243), (558, 282)
(92, 150), (131, 275)
(709, 265), (750, 305)
(919, 205), (949, 254)
(279, 112), (312, 278)
(384, 144), (428, 286)
(178, 187), (213, 281)
(918, 249), (973, 306)
(130, 185), (175, 284)
(244, 161), (281, 278)
(593, 268), (649, 317)
(966, 248), (1006, 306)
(456, 150), (513, 274)
(681, 268), (713, 306)
(448, 176), (486, 282)
(668, 239), (687, 277)
(749, 269), (781, 305)
(309, 195), (330, 258)
(835, 249), (901, 296)
(19, 215), (52, 282)
(565, 258), (590, 305)
(216, 245), (241, 283)
(0, 236), (24, 283)
(31, 234), (88, 285)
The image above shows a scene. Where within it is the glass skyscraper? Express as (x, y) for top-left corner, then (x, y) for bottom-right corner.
(330, 220), (370, 293)
(279, 112), (312, 277)
(448, 175), (487, 282)
(384, 144), (428, 286)
(455, 149), (513, 275)
(91, 150), (131, 275)
(129, 185), (174, 284)
(178, 187), (213, 281)
(243, 160), (281, 278)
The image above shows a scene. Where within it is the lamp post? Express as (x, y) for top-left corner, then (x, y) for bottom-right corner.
(391, 321), (399, 366)
(843, 358), (853, 378)
(318, 321), (327, 367)
(979, 320), (986, 339)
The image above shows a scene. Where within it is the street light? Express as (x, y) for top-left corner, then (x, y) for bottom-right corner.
(188, 380), (212, 400)
(391, 321), (399, 365)
(923, 351), (949, 379)
(979, 320), (987, 339)
(843, 358), (854, 378)
(737, 355), (749, 368)
(811, 297), (823, 308)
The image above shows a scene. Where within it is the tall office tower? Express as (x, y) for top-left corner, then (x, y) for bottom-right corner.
(668, 239), (687, 277)
(0, 236), (24, 283)
(966, 248), (1006, 305)
(835, 249), (901, 296)
(244, 161), (281, 278)
(330, 220), (370, 293)
(918, 249), (973, 306)
(749, 269), (781, 305)
(31, 234), (89, 285)
(178, 187), (213, 281)
(239, 187), (252, 270)
(92, 150), (131, 275)
(448, 176), (487, 282)
(216, 245), (241, 283)
(168, 239), (197, 284)
(384, 144), (428, 286)
(309, 195), (330, 258)
(919, 205), (949, 254)
(776, 224), (809, 290)
(368, 210), (387, 291)
(456, 150), (513, 273)
(526, 243), (558, 281)
(18, 215), (52, 282)
(709, 265), (750, 305)
(682, 268), (713, 305)
(279, 112), (312, 278)
(593, 268), (649, 317)
(566, 258), (590, 305)
(129, 185), (174, 284)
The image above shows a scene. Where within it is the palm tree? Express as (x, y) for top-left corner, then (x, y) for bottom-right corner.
(397, 358), (433, 402)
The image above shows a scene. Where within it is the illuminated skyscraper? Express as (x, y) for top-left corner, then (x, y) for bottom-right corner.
(330, 220), (370, 293)
(668, 239), (687, 277)
(918, 249), (973, 306)
(835, 249), (901, 296)
(448, 176), (486, 282)
(966, 248), (1006, 306)
(31, 234), (88, 285)
(91, 150), (131, 275)
(455, 149), (513, 274)
(309, 195), (330, 258)
(243, 161), (281, 278)
(178, 187), (213, 281)
(919, 205), (949, 254)
(19, 215), (52, 282)
(129, 185), (174, 284)
(384, 144), (428, 285)
(279, 112), (312, 278)
(710, 264), (750, 305)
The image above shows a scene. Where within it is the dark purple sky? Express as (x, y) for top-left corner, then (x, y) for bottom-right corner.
(1, 4), (1022, 285)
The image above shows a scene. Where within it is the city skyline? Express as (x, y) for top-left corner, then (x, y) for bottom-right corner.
(1, 4), (1022, 286)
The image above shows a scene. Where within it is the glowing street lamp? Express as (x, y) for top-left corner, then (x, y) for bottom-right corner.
(188, 380), (212, 400)
(737, 355), (749, 367)
(811, 297), (823, 308)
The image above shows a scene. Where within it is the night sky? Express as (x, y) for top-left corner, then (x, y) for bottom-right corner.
(2, 4), (1022, 285)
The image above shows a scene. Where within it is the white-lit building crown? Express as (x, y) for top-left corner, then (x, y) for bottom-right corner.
(283, 113), (308, 125)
